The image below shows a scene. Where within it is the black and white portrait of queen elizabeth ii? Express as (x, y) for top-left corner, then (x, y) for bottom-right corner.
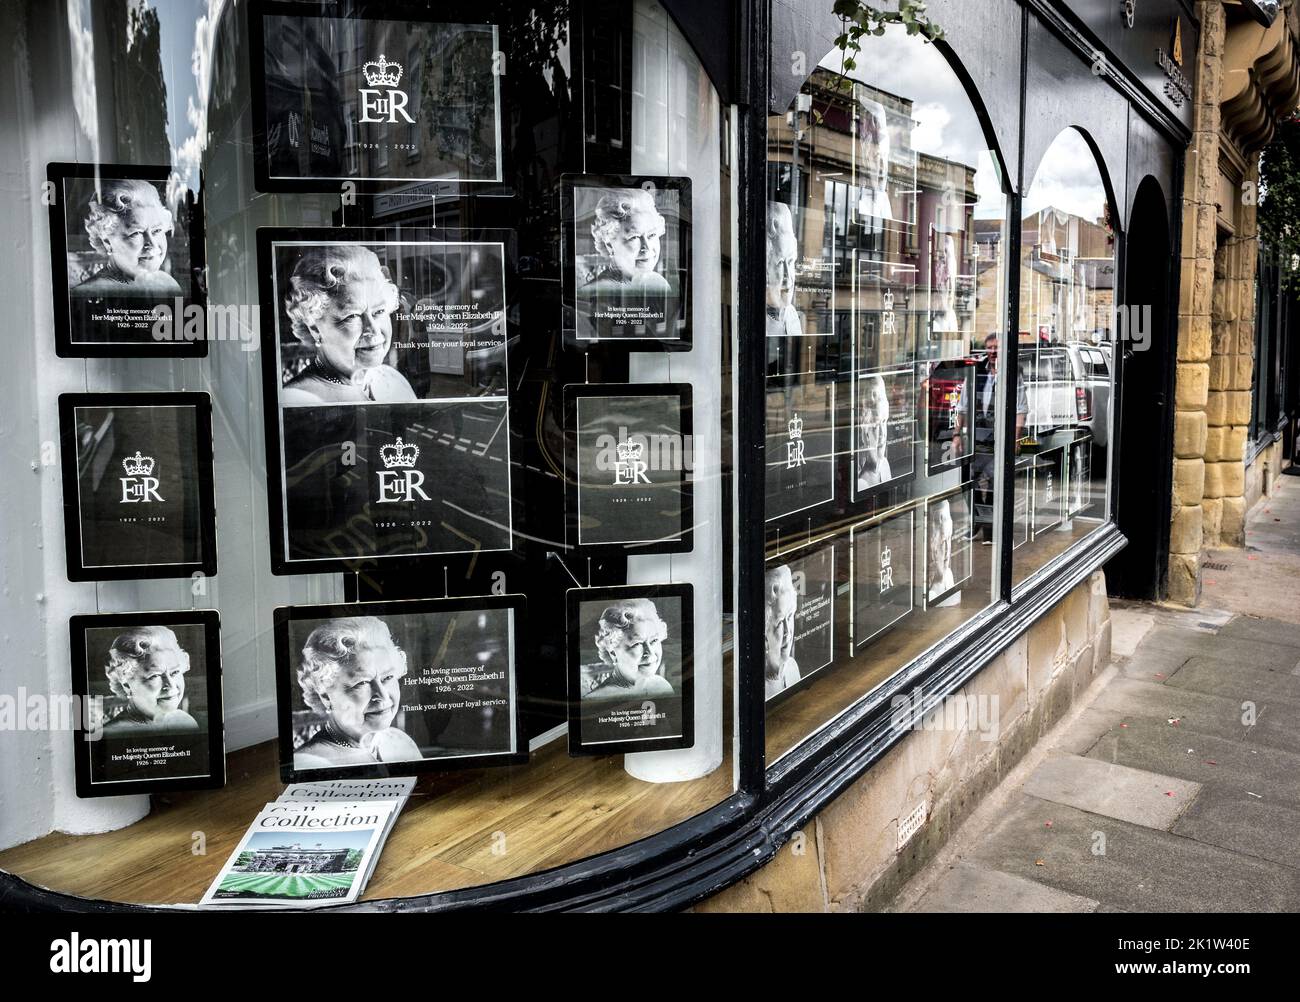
(292, 617), (423, 770)
(568, 177), (690, 342)
(100, 625), (200, 736)
(71, 178), (184, 299)
(280, 244), (418, 405)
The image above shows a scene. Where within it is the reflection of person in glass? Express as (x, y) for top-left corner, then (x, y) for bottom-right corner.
(581, 189), (672, 297)
(585, 599), (675, 701)
(856, 373), (893, 492)
(101, 626), (199, 735)
(282, 245), (417, 405)
(765, 202), (803, 336)
(931, 233), (959, 334)
(764, 565), (802, 699)
(856, 99), (894, 220)
(973, 332), (1028, 541)
(294, 617), (422, 769)
(73, 179), (182, 298)
(927, 499), (956, 601)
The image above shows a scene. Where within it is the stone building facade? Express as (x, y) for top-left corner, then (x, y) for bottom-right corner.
(1169, 0), (1300, 606)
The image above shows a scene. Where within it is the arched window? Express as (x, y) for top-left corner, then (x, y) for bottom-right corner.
(762, 27), (1011, 761)
(1013, 128), (1117, 587)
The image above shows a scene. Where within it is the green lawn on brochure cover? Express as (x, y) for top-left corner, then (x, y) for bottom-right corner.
(214, 871), (357, 899)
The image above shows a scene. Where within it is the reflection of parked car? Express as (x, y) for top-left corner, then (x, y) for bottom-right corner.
(1018, 341), (1111, 447)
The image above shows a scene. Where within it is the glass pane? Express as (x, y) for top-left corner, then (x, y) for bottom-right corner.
(1012, 128), (1116, 586)
(0, 0), (738, 906)
(763, 27), (1008, 762)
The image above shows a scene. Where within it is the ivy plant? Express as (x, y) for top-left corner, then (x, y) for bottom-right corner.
(1258, 112), (1300, 290)
(832, 0), (944, 72)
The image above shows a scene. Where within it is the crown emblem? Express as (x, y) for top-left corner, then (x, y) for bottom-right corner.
(363, 55), (403, 88)
(616, 440), (643, 462)
(380, 438), (419, 469)
(787, 413), (804, 439)
(882, 289), (894, 310)
(122, 451), (154, 477)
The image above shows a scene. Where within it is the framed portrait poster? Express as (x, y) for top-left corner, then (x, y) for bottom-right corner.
(927, 224), (963, 340)
(765, 372), (835, 521)
(564, 383), (693, 554)
(258, 228), (513, 575)
(47, 162), (206, 358)
(249, 1), (503, 192)
(764, 199), (835, 338)
(925, 485), (973, 608)
(1032, 446), (1067, 538)
(566, 583), (694, 755)
(561, 175), (691, 347)
(853, 364), (916, 499)
(851, 507), (915, 649)
(58, 392), (217, 582)
(68, 610), (225, 798)
(764, 542), (835, 704)
(1068, 434), (1092, 517)
(923, 357), (975, 476)
(274, 595), (526, 783)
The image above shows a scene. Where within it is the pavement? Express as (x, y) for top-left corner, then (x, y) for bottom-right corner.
(891, 476), (1300, 912)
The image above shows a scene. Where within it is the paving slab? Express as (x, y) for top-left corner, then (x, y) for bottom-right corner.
(1144, 633), (1300, 669)
(1115, 646), (1194, 683)
(1217, 616), (1300, 650)
(1092, 677), (1300, 751)
(1086, 717), (1300, 809)
(969, 795), (1300, 913)
(1021, 755), (1200, 830)
(909, 862), (1099, 913)
(1167, 655), (1300, 703)
(1171, 786), (1300, 869)
(1110, 608), (1155, 658)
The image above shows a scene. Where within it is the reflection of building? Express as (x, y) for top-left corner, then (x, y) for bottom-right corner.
(241, 843), (348, 874)
(1018, 206), (1115, 343)
(767, 66), (982, 374)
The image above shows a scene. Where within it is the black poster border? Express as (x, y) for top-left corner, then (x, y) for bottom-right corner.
(559, 173), (693, 351)
(924, 482), (975, 608)
(763, 538), (837, 709)
(68, 609), (225, 798)
(849, 505), (916, 652)
(58, 391), (218, 582)
(273, 594), (529, 784)
(47, 162), (207, 358)
(565, 582), (695, 756)
(256, 225), (515, 576)
(248, 0), (507, 195)
(563, 382), (694, 555)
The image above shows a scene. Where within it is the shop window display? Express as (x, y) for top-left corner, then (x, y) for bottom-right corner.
(1012, 127), (1116, 587)
(762, 28), (1010, 761)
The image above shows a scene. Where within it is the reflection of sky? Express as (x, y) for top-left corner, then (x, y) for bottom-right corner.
(818, 26), (1005, 219)
(1021, 128), (1108, 224)
(125, 0), (224, 189)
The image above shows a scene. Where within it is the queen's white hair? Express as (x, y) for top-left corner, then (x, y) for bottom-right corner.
(297, 617), (407, 713)
(590, 189), (666, 252)
(105, 625), (190, 700)
(283, 244), (400, 348)
(83, 178), (174, 252)
(593, 599), (668, 666)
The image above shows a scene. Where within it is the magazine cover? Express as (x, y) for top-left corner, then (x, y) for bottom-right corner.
(199, 799), (397, 908)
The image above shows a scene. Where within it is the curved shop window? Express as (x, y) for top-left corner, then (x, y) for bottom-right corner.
(1012, 127), (1117, 588)
(0, 1), (739, 907)
(762, 28), (1011, 761)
